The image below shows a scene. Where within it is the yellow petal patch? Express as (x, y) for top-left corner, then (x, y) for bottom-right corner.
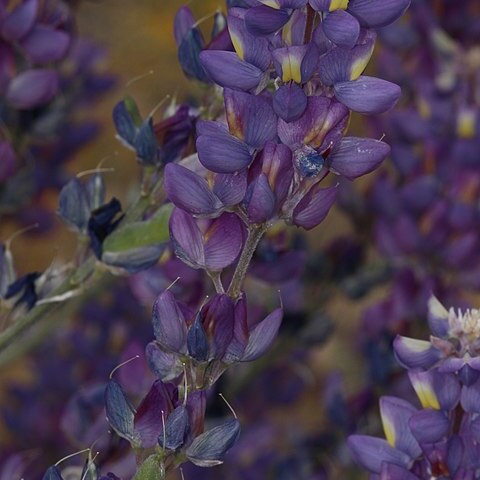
(401, 337), (432, 353)
(428, 295), (449, 320)
(411, 378), (440, 410)
(329, 0), (349, 11)
(349, 44), (375, 80)
(381, 415), (396, 447)
(229, 30), (245, 61)
(261, 0), (281, 9)
(282, 55), (302, 84)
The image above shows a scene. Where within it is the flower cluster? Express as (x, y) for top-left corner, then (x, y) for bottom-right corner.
(350, 296), (480, 479)
(166, 0), (410, 236)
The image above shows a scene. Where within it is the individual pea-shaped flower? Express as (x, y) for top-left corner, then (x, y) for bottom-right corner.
(196, 89), (277, 174)
(104, 378), (178, 448)
(164, 161), (247, 216)
(394, 296), (480, 385)
(317, 29), (401, 115)
(169, 208), (244, 271)
(243, 142), (294, 223)
(349, 370), (463, 478)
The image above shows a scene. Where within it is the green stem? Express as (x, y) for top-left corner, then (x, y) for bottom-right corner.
(227, 223), (268, 299)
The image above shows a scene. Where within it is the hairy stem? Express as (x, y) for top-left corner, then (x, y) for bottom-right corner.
(227, 223), (268, 299)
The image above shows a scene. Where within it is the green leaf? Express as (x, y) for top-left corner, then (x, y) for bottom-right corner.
(133, 455), (164, 480)
(103, 204), (173, 254)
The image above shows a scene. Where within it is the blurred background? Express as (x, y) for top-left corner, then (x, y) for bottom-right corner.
(0, 0), (479, 478)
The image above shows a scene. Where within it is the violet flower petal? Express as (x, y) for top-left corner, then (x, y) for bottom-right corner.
(348, 435), (410, 474)
(164, 163), (223, 215)
(292, 184), (337, 230)
(327, 137), (390, 179)
(169, 207), (205, 268)
(152, 289), (188, 353)
(197, 132), (252, 173)
(224, 89), (277, 148)
(334, 76), (401, 114)
(6, 69), (59, 109)
(1, 0), (38, 41)
(393, 336), (441, 370)
(200, 50), (264, 91)
(379, 396), (421, 459)
(186, 419), (241, 467)
(242, 307), (283, 361)
(245, 5), (291, 36)
(21, 25), (70, 63)
(347, 0), (411, 28)
(104, 380), (135, 442)
(273, 83), (308, 123)
(323, 9), (360, 48)
(204, 213), (244, 271)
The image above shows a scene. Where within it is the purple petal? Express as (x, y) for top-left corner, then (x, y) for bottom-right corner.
(348, 435), (410, 474)
(408, 370), (460, 411)
(278, 96), (349, 150)
(242, 307), (283, 361)
(317, 30), (376, 85)
(460, 380), (480, 413)
(204, 213), (244, 271)
(160, 405), (189, 450)
(212, 172), (247, 207)
(21, 25), (70, 63)
(224, 89), (277, 148)
(152, 289), (188, 353)
(379, 396), (421, 459)
(199, 50), (264, 91)
(310, 0), (349, 11)
(257, 142), (294, 205)
(224, 296), (249, 362)
(134, 380), (174, 448)
(104, 380), (135, 442)
(347, 0), (411, 28)
(174, 6), (195, 45)
(323, 10), (360, 48)
(146, 341), (183, 381)
(201, 294), (235, 360)
(164, 163), (222, 215)
(1, 0), (38, 41)
(196, 119), (228, 136)
(327, 137), (390, 179)
(334, 76), (401, 114)
(427, 296), (449, 338)
(408, 409), (449, 444)
(292, 184), (337, 230)
(186, 419), (241, 467)
(273, 83), (308, 123)
(169, 207), (205, 268)
(197, 131), (252, 173)
(228, 9), (271, 70)
(6, 69), (59, 109)
(272, 44), (317, 84)
(245, 5), (291, 36)
(393, 336), (440, 370)
(245, 173), (276, 223)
